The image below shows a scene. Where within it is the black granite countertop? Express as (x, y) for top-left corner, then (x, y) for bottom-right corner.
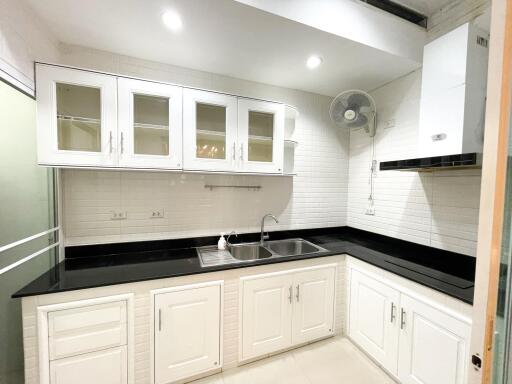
(12, 227), (476, 304)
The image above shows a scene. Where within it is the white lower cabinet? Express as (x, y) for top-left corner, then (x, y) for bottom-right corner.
(348, 269), (400, 375)
(348, 264), (471, 384)
(50, 346), (127, 384)
(241, 265), (336, 361)
(153, 282), (222, 384)
(292, 267), (336, 344)
(38, 295), (132, 384)
(397, 294), (471, 384)
(241, 273), (294, 359)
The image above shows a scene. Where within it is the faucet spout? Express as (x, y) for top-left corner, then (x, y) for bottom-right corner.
(260, 214), (279, 245)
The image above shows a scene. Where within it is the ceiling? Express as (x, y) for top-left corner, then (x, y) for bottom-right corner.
(25, 0), (422, 96)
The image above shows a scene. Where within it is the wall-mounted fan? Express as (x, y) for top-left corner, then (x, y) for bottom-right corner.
(329, 90), (377, 137)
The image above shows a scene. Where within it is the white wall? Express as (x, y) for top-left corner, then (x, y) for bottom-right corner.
(59, 45), (349, 246)
(345, 1), (490, 257)
(49, 1), (489, 256)
(347, 70), (481, 256)
(0, 0), (60, 94)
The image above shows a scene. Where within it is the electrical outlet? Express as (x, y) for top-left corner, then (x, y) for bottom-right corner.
(385, 119), (396, 129)
(150, 209), (165, 219)
(365, 203), (375, 216)
(111, 211), (127, 220)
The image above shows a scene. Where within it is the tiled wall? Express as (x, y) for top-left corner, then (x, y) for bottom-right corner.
(347, 70), (481, 256)
(60, 45), (349, 246)
(344, 1), (490, 257)
(59, 0), (489, 255)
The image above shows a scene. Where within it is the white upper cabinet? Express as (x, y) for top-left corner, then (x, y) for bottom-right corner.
(36, 64), (290, 174)
(36, 64), (118, 167)
(183, 89), (238, 172)
(238, 98), (284, 174)
(117, 78), (182, 169)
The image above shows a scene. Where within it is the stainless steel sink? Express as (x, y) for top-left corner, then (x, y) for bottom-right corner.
(197, 237), (327, 267)
(229, 243), (272, 261)
(266, 239), (324, 256)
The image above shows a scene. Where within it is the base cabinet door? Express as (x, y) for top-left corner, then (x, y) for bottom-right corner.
(397, 294), (471, 384)
(50, 346), (127, 384)
(241, 273), (293, 360)
(348, 269), (400, 375)
(154, 284), (221, 384)
(292, 267), (335, 344)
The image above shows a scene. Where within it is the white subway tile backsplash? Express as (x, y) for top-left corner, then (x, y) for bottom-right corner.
(60, 40), (480, 256)
(347, 70), (481, 256)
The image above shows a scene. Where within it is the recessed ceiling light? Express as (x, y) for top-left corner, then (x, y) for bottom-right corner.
(162, 11), (183, 31)
(306, 55), (323, 69)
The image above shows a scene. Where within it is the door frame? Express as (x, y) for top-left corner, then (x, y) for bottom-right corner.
(469, 0), (512, 382)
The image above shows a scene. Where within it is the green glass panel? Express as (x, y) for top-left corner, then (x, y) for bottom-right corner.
(0, 80), (57, 383)
(493, 101), (512, 384)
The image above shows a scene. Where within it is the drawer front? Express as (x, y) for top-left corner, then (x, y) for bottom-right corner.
(48, 301), (127, 360)
(50, 346), (127, 384)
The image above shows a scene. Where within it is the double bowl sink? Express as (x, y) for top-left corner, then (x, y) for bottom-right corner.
(197, 238), (328, 267)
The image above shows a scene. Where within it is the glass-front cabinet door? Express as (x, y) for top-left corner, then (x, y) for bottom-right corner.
(118, 78), (182, 169)
(36, 64), (118, 167)
(183, 89), (237, 172)
(237, 98), (284, 173)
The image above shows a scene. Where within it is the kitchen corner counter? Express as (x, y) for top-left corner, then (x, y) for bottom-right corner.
(12, 227), (476, 304)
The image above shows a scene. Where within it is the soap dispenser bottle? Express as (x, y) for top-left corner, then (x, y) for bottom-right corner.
(218, 233), (227, 250)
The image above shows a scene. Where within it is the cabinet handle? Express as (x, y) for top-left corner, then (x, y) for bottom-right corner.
(240, 143), (244, 161)
(390, 302), (396, 323)
(288, 286), (292, 304)
(120, 132), (124, 154)
(109, 131), (113, 154)
(296, 285), (300, 302)
(232, 142), (236, 161)
(400, 308), (406, 330)
(158, 309), (162, 332)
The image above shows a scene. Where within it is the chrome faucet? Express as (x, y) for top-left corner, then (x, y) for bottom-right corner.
(260, 214), (279, 245)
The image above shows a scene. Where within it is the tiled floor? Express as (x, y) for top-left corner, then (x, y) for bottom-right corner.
(192, 337), (396, 384)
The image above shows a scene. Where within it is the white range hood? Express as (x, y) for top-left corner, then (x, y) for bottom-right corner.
(380, 21), (489, 172)
(417, 21), (489, 157)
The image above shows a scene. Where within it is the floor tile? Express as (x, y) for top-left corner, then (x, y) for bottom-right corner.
(190, 337), (394, 384)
